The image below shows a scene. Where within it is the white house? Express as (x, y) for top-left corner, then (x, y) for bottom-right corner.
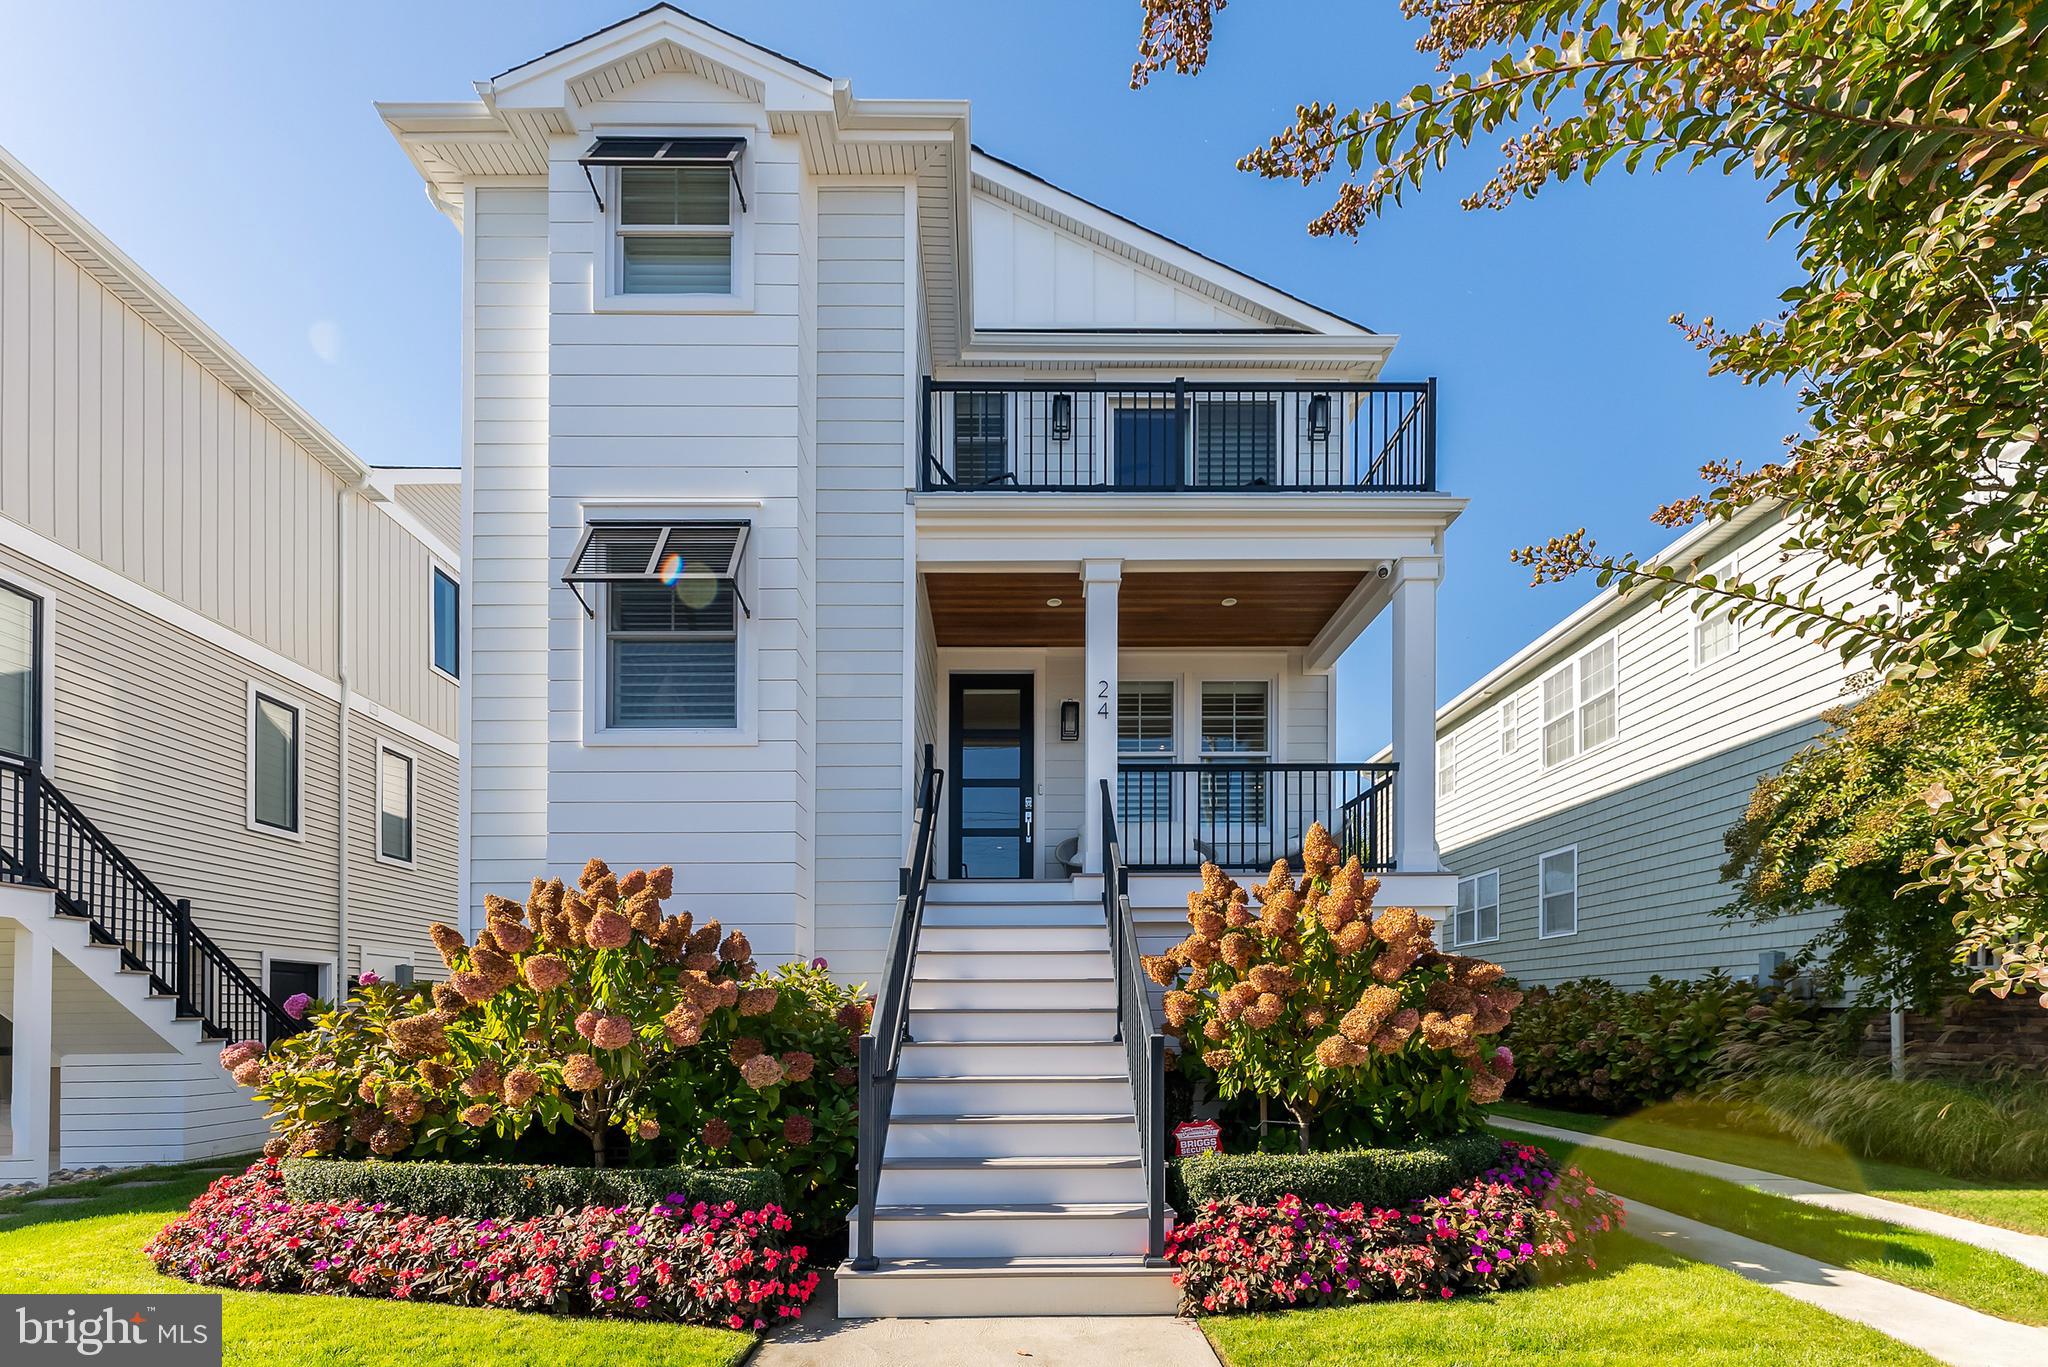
(1428, 504), (1872, 989)
(0, 142), (460, 1185)
(383, 5), (1458, 1316)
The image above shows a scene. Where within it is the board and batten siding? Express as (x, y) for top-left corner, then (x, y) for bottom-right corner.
(1437, 515), (1873, 983)
(813, 185), (910, 982)
(351, 497), (458, 739)
(540, 69), (813, 959)
(464, 183), (552, 929)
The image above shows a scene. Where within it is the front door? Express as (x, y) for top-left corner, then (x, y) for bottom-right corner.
(949, 674), (1034, 878)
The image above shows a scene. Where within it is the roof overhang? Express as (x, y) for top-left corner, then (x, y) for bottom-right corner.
(953, 329), (1398, 377)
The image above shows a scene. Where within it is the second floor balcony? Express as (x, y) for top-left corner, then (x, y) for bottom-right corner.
(920, 378), (1436, 495)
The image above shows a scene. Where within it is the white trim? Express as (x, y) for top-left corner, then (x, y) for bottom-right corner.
(1689, 557), (1741, 672)
(595, 139), (756, 315)
(1497, 696), (1518, 756)
(1537, 844), (1579, 940)
(256, 950), (339, 1005)
(1436, 733), (1458, 799)
(429, 563), (461, 686)
(0, 567), (60, 773)
(1453, 868), (1501, 947)
(0, 514), (457, 759)
(246, 681), (308, 843)
(367, 494), (459, 571)
(374, 739), (420, 868)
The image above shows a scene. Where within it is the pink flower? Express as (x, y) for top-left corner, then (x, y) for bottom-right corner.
(282, 993), (312, 1020)
(358, 971), (381, 986)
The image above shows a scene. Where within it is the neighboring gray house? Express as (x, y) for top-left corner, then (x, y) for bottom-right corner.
(1424, 505), (1870, 989)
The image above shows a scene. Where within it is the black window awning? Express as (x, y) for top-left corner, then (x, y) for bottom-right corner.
(577, 136), (747, 213)
(562, 520), (751, 619)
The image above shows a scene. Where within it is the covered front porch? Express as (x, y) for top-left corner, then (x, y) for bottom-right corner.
(912, 494), (1458, 892)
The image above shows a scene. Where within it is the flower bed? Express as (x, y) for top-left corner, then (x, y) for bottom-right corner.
(279, 1158), (783, 1221)
(146, 1160), (818, 1330)
(1167, 1140), (1623, 1315)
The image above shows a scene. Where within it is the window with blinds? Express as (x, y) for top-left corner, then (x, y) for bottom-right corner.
(607, 581), (739, 729)
(1193, 399), (1278, 486)
(379, 747), (415, 863)
(1118, 681), (1174, 821)
(953, 392), (1010, 485)
(618, 165), (734, 295)
(1199, 681), (1269, 824)
(0, 582), (39, 761)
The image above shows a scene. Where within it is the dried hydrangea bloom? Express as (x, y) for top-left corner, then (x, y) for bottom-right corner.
(489, 918), (535, 954)
(688, 921), (723, 955)
(385, 1085), (425, 1125)
(737, 986), (779, 1019)
(347, 1109), (380, 1142)
(387, 1012), (449, 1060)
(591, 1014), (634, 1050)
(719, 930), (753, 962)
(780, 1050), (816, 1082)
(1185, 964), (1211, 992)
(1261, 896), (1299, 937)
(461, 1060), (502, 1098)
(1339, 985), (1401, 1044)
(681, 951), (717, 973)
(783, 1113), (814, 1145)
(1302, 822), (1340, 879)
(1201, 1048), (1232, 1070)
(1219, 932), (1254, 971)
(219, 1040), (263, 1072)
(522, 954), (570, 992)
(703, 1117), (733, 1149)
(370, 1121), (414, 1156)
(262, 1136), (290, 1159)
(619, 868), (649, 899)
(1332, 920), (1373, 957)
(357, 1077), (382, 1104)
(1246, 963), (1296, 996)
(1203, 1018), (1226, 1042)
(1183, 935), (1219, 968)
(1244, 992), (1284, 1029)
(502, 1066), (543, 1106)
(1217, 982), (1259, 1021)
(1301, 1005), (1328, 1029)
(1163, 990), (1198, 1028)
(833, 1064), (857, 1088)
(1188, 907), (1226, 939)
(836, 1000), (870, 1032)
(662, 1010), (704, 1048)
(1316, 894), (1352, 935)
(459, 1102), (494, 1126)
(1371, 942), (1423, 983)
(483, 892), (523, 923)
(563, 893), (594, 942)
(1224, 901), (1258, 930)
(429, 922), (467, 968)
(562, 1053), (605, 1091)
(579, 857), (612, 890)
(1199, 864), (1237, 898)
(1375, 1007), (1422, 1053)
(574, 1008), (601, 1040)
(583, 908), (630, 950)
(231, 1059), (268, 1087)
(1467, 1069), (1507, 1104)
(740, 1053), (786, 1089)
(1142, 954), (1178, 987)
(730, 1036), (766, 1065)
(1472, 994), (1512, 1036)
(1314, 1034), (1368, 1069)
(1419, 1011), (1475, 1050)
(650, 865), (675, 899)
(417, 1058), (454, 1089)
(715, 979), (740, 1010)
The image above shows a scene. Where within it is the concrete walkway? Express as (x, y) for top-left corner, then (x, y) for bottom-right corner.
(753, 1281), (1217, 1367)
(1496, 1116), (2048, 1276)
(1625, 1199), (2048, 1367)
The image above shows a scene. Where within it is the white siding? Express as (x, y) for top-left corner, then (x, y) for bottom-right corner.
(391, 480), (461, 549)
(351, 498), (458, 739)
(465, 184), (552, 928)
(813, 186), (909, 981)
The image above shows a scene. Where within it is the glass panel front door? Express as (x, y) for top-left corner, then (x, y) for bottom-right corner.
(949, 674), (1034, 878)
(1113, 407), (1181, 489)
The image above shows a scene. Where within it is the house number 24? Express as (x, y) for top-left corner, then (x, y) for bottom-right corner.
(1097, 680), (1111, 718)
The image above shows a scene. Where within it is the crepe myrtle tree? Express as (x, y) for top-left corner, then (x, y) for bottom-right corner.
(1132, 0), (2048, 997)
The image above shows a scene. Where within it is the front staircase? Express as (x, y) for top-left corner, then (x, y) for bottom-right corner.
(836, 878), (1179, 1317)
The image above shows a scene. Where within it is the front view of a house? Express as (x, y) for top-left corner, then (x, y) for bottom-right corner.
(383, 3), (1459, 1315)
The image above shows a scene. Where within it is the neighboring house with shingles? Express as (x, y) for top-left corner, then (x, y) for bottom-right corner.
(0, 141), (460, 1183)
(1424, 504), (1875, 989)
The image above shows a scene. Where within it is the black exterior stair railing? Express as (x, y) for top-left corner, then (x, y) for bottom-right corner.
(1101, 779), (1169, 1263)
(0, 755), (298, 1044)
(852, 744), (944, 1270)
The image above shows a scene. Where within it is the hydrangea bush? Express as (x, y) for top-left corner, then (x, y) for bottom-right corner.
(1167, 1141), (1623, 1315)
(146, 1160), (818, 1329)
(1145, 825), (1520, 1148)
(223, 860), (868, 1214)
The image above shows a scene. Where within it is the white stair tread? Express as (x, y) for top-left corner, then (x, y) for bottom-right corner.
(899, 1073), (1126, 1084)
(841, 1254), (1171, 1276)
(891, 1112), (1136, 1125)
(884, 1155), (1143, 1170)
(910, 1006), (1112, 1014)
(870, 1202), (1151, 1219)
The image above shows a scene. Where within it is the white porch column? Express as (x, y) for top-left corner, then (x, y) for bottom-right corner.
(9, 919), (53, 1183)
(1390, 556), (1443, 873)
(1081, 559), (1123, 875)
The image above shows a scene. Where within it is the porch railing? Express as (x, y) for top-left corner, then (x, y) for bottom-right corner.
(920, 379), (1436, 493)
(1114, 761), (1398, 873)
(0, 755), (298, 1043)
(1101, 779), (1169, 1263)
(853, 744), (944, 1270)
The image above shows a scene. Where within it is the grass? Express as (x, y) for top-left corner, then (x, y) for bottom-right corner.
(1493, 1099), (2048, 1239)
(1200, 1233), (1938, 1366)
(1484, 1126), (2048, 1326)
(0, 1159), (756, 1367)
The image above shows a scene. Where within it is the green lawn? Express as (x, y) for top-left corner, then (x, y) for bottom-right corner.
(1487, 1126), (2048, 1326)
(0, 1160), (754, 1367)
(1201, 1233), (1938, 1366)
(1492, 1099), (2048, 1239)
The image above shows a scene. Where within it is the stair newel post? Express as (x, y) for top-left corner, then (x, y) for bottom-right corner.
(173, 897), (194, 1017)
(19, 763), (42, 883)
(1147, 1031), (1167, 1263)
(854, 1032), (877, 1270)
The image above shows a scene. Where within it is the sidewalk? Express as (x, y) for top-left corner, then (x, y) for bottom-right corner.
(1494, 1116), (2048, 1276)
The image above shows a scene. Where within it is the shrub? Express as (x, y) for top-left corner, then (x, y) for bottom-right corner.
(1502, 973), (1837, 1111)
(1170, 1130), (1501, 1212)
(280, 1158), (782, 1221)
(1147, 826), (1520, 1148)
(148, 1160), (818, 1330)
(1168, 1140), (1623, 1315)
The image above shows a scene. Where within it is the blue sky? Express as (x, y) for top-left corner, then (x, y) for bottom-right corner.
(0, 2), (1801, 750)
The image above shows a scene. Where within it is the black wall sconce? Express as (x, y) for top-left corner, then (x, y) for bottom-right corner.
(1059, 699), (1081, 741)
(1307, 393), (1332, 442)
(1050, 392), (1074, 443)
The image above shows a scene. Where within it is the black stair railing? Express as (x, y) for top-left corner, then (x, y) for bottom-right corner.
(853, 744), (944, 1270)
(0, 755), (297, 1043)
(1101, 778), (1169, 1264)
(1115, 761), (1398, 874)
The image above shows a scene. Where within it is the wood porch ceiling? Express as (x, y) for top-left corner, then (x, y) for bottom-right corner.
(924, 571), (1366, 648)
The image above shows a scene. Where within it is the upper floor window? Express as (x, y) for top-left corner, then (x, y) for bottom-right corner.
(431, 567), (459, 680)
(0, 581), (43, 763)
(618, 164), (735, 294)
(1436, 734), (1458, 798)
(953, 392), (1011, 486)
(1498, 697), (1517, 755)
(1541, 636), (1618, 767)
(1192, 399), (1278, 487)
(378, 744), (415, 864)
(1693, 559), (1739, 668)
(249, 687), (302, 837)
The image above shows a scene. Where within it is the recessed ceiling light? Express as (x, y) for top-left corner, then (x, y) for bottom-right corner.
(1045, 597), (1063, 607)
(1221, 597), (1238, 607)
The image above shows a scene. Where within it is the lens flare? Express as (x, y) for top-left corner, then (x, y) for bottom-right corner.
(657, 551), (685, 586)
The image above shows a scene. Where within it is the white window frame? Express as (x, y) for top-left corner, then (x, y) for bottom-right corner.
(597, 137), (755, 315)
(1691, 558), (1741, 671)
(246, 682), (307, 842)
(375, 740), (419, 868)
(1538, 844), (1579, 939)
(429, 563), (460, 684)
(1498, 697), (1517, 755)
(579, 500), (760, 748)
(1436, 733), (1458, 798)
(1454, 869), (1500, 946)
(1540, 632), (1620, 769)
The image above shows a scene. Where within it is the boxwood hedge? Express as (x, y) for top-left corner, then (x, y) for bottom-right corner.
(280, 1159), (784, 1221)
(1169, 1129), (1503, 1211)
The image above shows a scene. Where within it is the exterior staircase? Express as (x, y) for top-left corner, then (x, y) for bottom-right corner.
(835, 879), (1178, 1317)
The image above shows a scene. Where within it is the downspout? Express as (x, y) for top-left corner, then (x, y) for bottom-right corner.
(337, 474), (371, 990)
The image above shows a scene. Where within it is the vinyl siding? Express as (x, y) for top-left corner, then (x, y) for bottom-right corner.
(813, 186), (909, 982)
(351, 496), (458, 739)
(391, 480), (460, 550)
(345, 726), (458, 981)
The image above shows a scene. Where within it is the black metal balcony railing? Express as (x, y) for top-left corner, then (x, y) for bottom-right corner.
(920, 379), (1435, 494)
(1115, 761), (1397, 873)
